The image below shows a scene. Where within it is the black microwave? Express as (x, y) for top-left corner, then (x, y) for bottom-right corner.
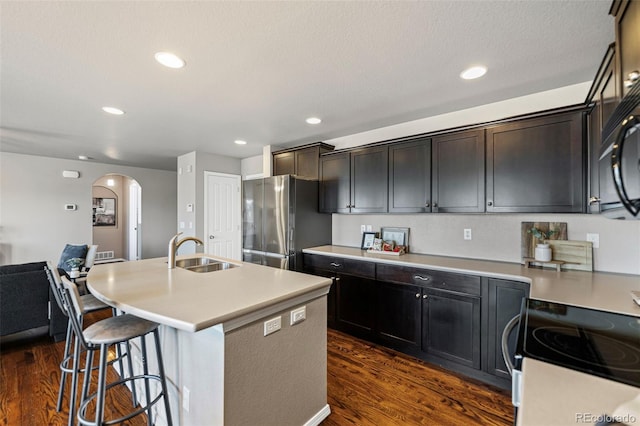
(599, 82), (640, 219)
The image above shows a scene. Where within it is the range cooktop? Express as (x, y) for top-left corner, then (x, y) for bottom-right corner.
(515, 299), (640, 388)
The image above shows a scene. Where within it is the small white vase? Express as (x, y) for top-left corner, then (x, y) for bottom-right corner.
(69, 268), (80, 279)
(534, 243), (552, 262)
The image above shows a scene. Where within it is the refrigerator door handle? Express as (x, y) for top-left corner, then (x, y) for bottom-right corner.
(263, 252), (288, 259)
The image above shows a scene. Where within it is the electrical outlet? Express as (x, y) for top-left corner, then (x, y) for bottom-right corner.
(183, 386), (190, 412)
(263, 316), (282, 336)
(291, 306), (306, 325)
(586, 233), (600, 249)
(360, 224), (366, 234)
(464, 228), (472, 240)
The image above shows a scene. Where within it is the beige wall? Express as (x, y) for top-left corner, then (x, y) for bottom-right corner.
(0, 152), (177, 265)
(332, 213), (640, 275)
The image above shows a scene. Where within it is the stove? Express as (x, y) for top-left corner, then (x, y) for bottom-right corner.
(515, 299), (640, 388)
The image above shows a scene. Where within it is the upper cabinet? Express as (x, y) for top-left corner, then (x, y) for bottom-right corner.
(486, 111), (585, 213)
(272, 142), (334, 180)
(319, 146), (388, 214)
(432, 129), (485, 213)
(388, 138), (431, 213)
(612, 0), (640, 98)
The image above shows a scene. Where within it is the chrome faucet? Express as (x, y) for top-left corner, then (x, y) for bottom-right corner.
(168, 232), (204, 269)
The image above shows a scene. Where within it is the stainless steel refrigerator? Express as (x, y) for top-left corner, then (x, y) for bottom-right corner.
(242, 175), (331, 271)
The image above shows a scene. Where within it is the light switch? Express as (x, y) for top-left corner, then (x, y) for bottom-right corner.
(186, 203), (193, 212)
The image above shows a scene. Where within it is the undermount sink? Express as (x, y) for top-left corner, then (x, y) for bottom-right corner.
(174, 257), (239, 273)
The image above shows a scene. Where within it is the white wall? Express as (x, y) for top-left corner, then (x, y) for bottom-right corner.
(332, 213), (640, 275)
(0, 152), (177, 265)
(176, 151), (241, 255)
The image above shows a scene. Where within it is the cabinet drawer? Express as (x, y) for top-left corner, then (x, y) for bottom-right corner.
(376, 264), (480, 296)
(303, 254), (375, 278)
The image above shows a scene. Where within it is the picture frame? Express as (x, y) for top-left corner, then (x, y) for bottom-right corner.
(380, 227), (409, 252)
(361, 232), (379, 250)
(93, 197), (116, 226)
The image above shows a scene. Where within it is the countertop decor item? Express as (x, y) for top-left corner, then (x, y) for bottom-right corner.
(361, 232), (378, 250)
(520, 222), (567, 261)
(380, 227), (409, 253)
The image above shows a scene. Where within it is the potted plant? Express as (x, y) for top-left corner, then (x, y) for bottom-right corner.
(527, 227), (557, 262)
(65, 257), (85, 278)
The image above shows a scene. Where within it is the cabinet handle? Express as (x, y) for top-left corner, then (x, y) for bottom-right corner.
(423, 294), (428, 299)
(624, 70), (640, 88)
(330, 262), (342, 267)
(487, 201), (493, 206)
(415, 293), (421, 298)
(425, 202), (430, 208)
(589, 196), (601, 205)
(433, 202), (438, 208)
(413, 275), (430, 281)
(334, 277), (340, 282)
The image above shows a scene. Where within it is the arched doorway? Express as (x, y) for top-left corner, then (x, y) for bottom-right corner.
(92, 174), (142, 261)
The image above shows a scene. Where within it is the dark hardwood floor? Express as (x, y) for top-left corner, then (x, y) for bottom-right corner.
(1, 311), (513, 426)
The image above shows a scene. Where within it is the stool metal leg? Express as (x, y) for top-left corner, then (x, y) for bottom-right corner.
(68, 336), (82, 426)
(57, 320), (73, 412)
(125, 341), (137, 405)
(140, 336), (153, 426)
(93, 344), (109, 426)
(154, 328), (173, 426)
(80, 347), (94, 414)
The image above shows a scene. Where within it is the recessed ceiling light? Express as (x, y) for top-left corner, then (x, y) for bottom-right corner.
(78, 155), (90, 160)
(306, 117), (322, 125)
(102, 106), (125, 115)
(460, 66), (487, 80)
(155, 52), (185, 69)
(234, 140), (247, 145)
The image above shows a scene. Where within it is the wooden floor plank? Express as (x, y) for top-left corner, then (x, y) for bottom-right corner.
(1, 314), (512, 426)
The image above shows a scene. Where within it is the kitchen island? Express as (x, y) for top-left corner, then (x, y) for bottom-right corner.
(87, 255), (333, 426)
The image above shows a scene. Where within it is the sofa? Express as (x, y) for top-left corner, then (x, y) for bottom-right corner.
(0, 261), (67, 342)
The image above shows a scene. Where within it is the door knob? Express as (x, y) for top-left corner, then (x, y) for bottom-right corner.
(209, 235), (215, 239)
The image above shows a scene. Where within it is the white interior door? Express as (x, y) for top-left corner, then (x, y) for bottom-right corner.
(204, 172), (242, 260)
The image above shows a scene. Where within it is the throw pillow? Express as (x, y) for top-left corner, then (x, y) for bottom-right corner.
(57, 244), (88, 271)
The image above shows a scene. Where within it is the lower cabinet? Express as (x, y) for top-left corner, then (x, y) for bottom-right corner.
(303, 253), (530, 389)
(422, 288), (481, 370)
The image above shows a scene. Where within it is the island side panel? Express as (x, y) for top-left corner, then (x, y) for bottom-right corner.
(224, 296), (329, 425)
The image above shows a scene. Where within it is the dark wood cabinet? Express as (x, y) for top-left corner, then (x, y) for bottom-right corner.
(612, 0), (640, 98)
(388, 138), (431, 213)
(422, 287), (481, 370)
(350, 146), (388, 213)
(376, 281), (423, 351)
(319, 152), (351, 213)
(486, 111), (585, 213)
(273, 142), (334, 180)
(432, 129), (485, 213)
(320, 146), (388, 213)
(485, 278), (529, 380)
(587, 45), (618, 213)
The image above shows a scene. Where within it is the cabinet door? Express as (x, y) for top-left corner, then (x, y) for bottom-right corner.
(319, 153), (351, 213)
(616, 0), (640, 98)
(432, 130), (485, 213)
(273, 152), (295, 176)
(377, 282), (422, 351)
(422, 288), (481, 369)
(336, 274), (375, 338)
(486, 279), (529, 379)
(388, 138), (431, 213)
(486, 111), (584, 213)
(295, 146), (320, 180)
(350, 146), (388, 213)
(303, 265), (337, 328)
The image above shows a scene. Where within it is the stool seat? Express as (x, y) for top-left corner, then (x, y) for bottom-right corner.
(80, 294), (109, 313)
(83, 314), (158, 345)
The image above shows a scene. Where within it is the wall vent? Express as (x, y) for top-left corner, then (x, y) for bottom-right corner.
(95, 251), (115, 261)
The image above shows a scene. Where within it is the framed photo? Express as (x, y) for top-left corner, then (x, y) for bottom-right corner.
(381, 227), (409, 252)
(93, 197), (116, 226)
(361, 232), (379, 249)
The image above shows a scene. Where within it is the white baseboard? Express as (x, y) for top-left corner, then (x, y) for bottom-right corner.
(304, 404), (331, 426)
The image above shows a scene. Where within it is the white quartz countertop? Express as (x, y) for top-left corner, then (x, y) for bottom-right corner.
(303, 245), (640, 316)
(86, 255), (332, 332)
(304, 245), (640, 425)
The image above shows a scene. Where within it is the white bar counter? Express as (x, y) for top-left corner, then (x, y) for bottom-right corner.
(87, 254), (333, 426)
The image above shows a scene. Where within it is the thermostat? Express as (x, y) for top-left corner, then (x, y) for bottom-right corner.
(64, 204), (77, 211)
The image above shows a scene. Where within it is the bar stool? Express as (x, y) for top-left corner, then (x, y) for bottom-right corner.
(60, 276), (173, 426)
(45, 263), (136, 426)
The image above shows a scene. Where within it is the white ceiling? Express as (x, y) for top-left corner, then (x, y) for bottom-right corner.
(0, 1), (614, 171)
